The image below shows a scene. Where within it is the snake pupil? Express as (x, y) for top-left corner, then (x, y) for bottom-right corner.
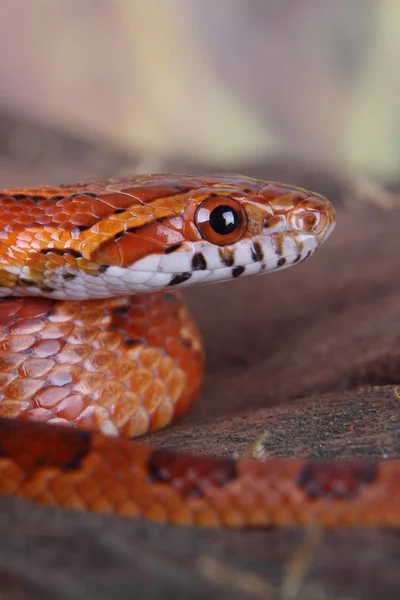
(209, 205), (239, 235)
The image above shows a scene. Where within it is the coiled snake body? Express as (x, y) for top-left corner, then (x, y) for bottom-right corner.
(0, 173), (398, 528)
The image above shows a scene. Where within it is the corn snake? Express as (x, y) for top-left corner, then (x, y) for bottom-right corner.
(0, 173), (398, 528)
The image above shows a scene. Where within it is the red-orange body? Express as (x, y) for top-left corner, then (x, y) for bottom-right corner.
(0, 173), (397, 528)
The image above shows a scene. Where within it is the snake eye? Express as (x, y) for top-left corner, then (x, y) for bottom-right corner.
(195, 196), (247, 245)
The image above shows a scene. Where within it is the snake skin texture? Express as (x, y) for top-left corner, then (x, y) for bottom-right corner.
(0, 173), (398, 528)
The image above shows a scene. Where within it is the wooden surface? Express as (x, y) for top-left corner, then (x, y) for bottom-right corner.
(0, 112), (399, 600)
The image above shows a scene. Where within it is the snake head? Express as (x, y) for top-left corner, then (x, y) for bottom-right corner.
(3, 174), (334, 299)
(92, 174), (335, 294)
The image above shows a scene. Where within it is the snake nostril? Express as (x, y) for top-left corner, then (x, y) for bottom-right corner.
(304, 213), (318, 229)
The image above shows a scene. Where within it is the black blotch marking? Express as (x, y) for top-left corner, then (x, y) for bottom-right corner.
(84, 192), (97, 198)
(62, 273), (76, 281)
(114, 208), (126, 215)
(98, 265), (108, 273)
(292, 254), (302, 263)
(71, 225), (92, 234)
(297, 461), (378, 500)
(13, 194), (47, 202)
(0, 420), (92, 473)
(192, 252), (207, 271)
(146, 449), (238, 499)
(61, 431), (93, 472)
(114, 230), (127, 241)
(168, 272), (192, 286)
(164, 243), (183, 254)
(180, 337), (192, 349)
(19, 278), (36, 287)
(125, 338), (143, 347)
(277, 257), (286, 268)
(218, 249), (234, 267)
(111, 304), (130, 315)
(303, 250), (313, 261)
(40, 248), (82, 259)
(232, 265), (245, 278)
(251, 241), (264, 262)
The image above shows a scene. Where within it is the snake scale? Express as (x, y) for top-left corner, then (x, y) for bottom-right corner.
(0, 173), (398, 528)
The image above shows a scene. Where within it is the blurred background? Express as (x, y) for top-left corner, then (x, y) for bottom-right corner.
(0, 0), (398, 200)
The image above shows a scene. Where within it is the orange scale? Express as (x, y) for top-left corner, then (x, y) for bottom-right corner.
(55, 394), (91, 420)
(8, 317), (45, 336)
(16, 214), (35, 226)
(131, 368), (153, 395)
(168, 369), (186, 403)
(4, 377), (45, 402)
(99, 380), (125, 408)
(18, 298), (53, 319)
(73, 308), (105, 327)
(164, 336), (186, 358)
(91, 219), (125, 236)
(97, 331), (123, 351)
(18, 358), (55, 378)
(53, 212), (70, 224)
(27, 207), (45, 218)
(69, 213), (98, 227)
(157, 356), (176, 381)
(107, 360), (137, 382)
(143, 379), (167, 414)
(39, 322), (72, 339)
(90, 199), (116, 219)
(0, 299), (24, 318)
(8, 205), (24, 215)
(45, 252), (66, 267)
(19, 407), (53, 422)
(138, 347), (162, 370)
(125, 322), (150, 341)
(49, 303), (81, 322)
(71, 200), (91, 214)
(111, 392), (142, 428)
(47, 417), (71, 427)
(149, 397), (174, 431)
(33, 385), (70, 408)
(0, 352), (25, 372)
(120, 407), (150, 438)
(74, 405), (114, 434)
(67, 326), (99, 345)
(62, 253), (77, 266)
(0, 373), (16, 390)
(55, 344), (92, 364)
(147, 312), (168, 328)
(145, 328), (166, 348)
(0, 315), (18, 328)
(31, 339), (63, 358)
(47, 364), (81, 386)
(72, 371), (105, 395)
(44, 203), (59, 214)
(84, 349), (115, 372)
(0, 334), (36, 353)
(33, 213), (53, 226)
(0, 400), (31, 418)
